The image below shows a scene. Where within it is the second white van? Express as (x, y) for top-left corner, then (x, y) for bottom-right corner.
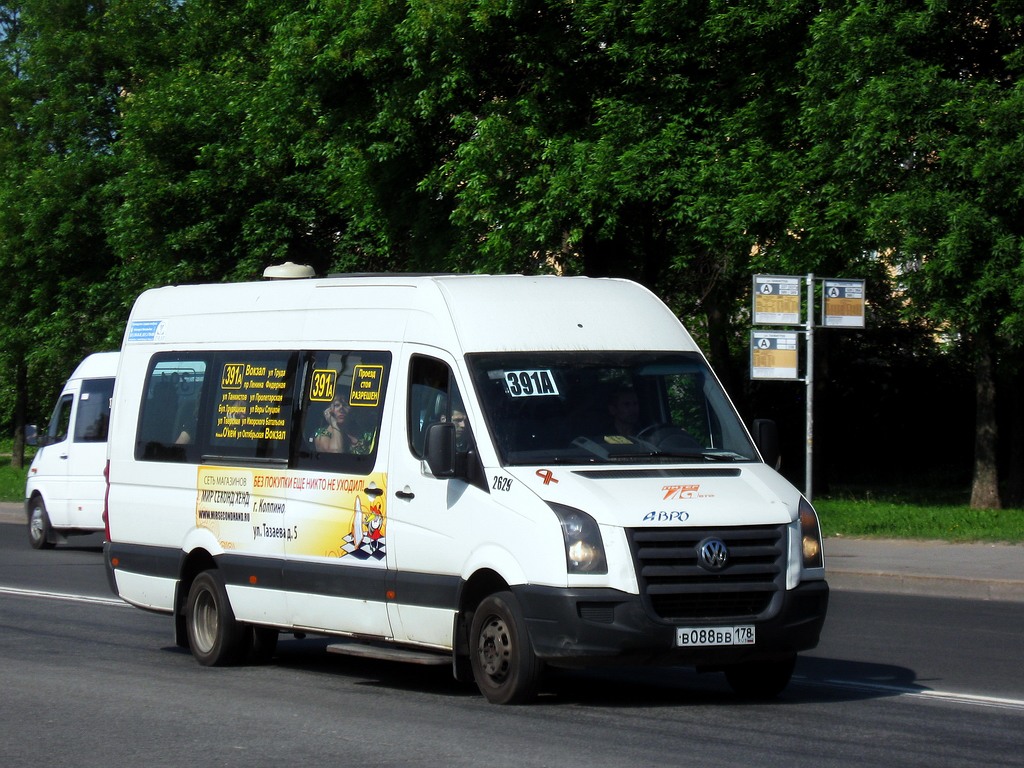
(26, 351), (118, 548)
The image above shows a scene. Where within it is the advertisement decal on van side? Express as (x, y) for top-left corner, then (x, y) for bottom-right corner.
(195, 465), (387, 560)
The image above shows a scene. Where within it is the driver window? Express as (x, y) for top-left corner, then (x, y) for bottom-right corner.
(407, 356), (470, 459)
(48, 394), (74, 445)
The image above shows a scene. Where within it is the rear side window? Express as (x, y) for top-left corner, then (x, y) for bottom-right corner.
(295, 350), (391, 475)
(136, 356), (210, 462)
(135, 350), (388, 475)
(206, 352), (297, 464)
(74, 378), (114, 442)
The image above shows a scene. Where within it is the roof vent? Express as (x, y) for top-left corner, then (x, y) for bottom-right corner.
(263, 262), (316, 280)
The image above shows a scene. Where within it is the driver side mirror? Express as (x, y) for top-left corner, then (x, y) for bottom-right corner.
(424, 422), (456, 477)
(751, 418), (781, 470)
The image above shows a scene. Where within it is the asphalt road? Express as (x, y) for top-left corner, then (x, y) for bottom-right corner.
(1, 520), (1022, 767)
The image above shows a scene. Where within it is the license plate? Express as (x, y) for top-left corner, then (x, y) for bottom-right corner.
(676, 626), (755, 647)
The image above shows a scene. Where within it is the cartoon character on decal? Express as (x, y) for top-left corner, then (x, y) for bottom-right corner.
(364, 501), (384, 541)
(343, 494), (387, 560)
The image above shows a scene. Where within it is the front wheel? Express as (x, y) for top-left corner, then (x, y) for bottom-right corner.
(185, 570), (249, 666)
(724, 654), (797, 700)
(469, 592), (542, 704)
(27, 498), (55, 550)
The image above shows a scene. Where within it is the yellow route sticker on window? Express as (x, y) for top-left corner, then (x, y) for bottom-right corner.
(350, 365), (384, 406)
(309, 368), (337, 402)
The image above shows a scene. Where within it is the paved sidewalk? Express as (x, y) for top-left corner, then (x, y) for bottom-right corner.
(824, 535), (1024, 603)
(3, 502), (1022, 602)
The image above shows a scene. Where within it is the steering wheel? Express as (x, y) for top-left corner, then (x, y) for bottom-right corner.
(636, 423), (703, 453)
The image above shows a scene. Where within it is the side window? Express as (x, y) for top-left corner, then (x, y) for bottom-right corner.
(47, 394), (74, 445)
(297, 350), (391, 474)
(136, 356), (209, 462)
(207, 352), (296, 463)
(74, 378), (114, 443)
(407, 356), (470, 458)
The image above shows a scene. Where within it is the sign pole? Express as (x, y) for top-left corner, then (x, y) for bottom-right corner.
(805, 273), (814, 501)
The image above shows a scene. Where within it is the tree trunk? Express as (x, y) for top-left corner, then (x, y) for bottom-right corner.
(705, 296), (736, 398)
(969, 329), (1001, 509)
(1005, 365), (1023, 508)
(11, 361), (28, 470)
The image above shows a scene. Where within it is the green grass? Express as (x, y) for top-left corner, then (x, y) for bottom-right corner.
(815, 497), (1023, 543)
(0, 462), (27, 504)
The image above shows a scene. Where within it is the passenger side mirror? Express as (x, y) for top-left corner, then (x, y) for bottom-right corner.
(424, 422), (456, 477)
(751, 418), (781, 470)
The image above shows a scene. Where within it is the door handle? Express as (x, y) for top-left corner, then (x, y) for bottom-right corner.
(395, 486), (415, 500)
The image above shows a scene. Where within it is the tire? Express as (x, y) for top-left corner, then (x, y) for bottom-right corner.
(185, 570), (249, 666)
(724, 654), (797, 700)
(469, 592), (541, 704)
(27, 498), (55, 550)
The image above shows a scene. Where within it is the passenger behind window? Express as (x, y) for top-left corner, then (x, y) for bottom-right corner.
(315, 395), (375, 454)
(175, 398), (199, 445)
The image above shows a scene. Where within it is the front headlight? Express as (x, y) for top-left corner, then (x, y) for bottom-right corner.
(549, 503), (607, 575)
(799, 497), (824, 569)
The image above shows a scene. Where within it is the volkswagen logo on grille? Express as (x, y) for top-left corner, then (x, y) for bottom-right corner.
(697, 538), (729, 571)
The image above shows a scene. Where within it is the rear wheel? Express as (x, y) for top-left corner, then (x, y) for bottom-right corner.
(469, 592), (541, 704)
(27, 498), (55, 550)
(185, 570), (249, 666)
(724, 655), (797, 700)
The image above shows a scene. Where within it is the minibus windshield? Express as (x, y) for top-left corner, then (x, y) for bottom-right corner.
(467, 351), (759, 466)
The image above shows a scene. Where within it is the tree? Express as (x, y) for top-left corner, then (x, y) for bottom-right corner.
(797, 0), (1024, 508)
(0, 1), (131, 465)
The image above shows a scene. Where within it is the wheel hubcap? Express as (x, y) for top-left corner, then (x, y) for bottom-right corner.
(477, 615), (512, 681)
(192, 589), (218, 653)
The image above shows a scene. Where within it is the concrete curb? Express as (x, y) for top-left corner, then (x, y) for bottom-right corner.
(824, 570), (1024, 603)
(1, 502), (23, 525)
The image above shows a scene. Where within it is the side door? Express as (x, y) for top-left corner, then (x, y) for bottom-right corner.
(66, 376), (114, 528)
(385, 351), (490, 648)
(284, 349), (395, 639)
(32, 387), (76, 526)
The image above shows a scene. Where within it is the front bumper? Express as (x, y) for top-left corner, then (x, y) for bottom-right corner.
(513, 579), (829, 667)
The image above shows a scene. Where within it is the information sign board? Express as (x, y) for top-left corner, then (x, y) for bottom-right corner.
(822, 279), (866, 328)
(750, 331), (800, 380)
(752, 275), (802, 325)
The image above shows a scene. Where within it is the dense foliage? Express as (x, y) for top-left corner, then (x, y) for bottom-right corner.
(1, 0), (1021, 507)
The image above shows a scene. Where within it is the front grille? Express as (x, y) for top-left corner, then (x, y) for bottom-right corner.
(627, 525), (787, 621)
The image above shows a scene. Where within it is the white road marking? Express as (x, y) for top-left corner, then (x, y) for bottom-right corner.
(0, 585), (129, 607)
(798, 676), (1024, 712)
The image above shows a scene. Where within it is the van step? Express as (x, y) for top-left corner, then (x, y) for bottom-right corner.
(326, 641), (450, 666)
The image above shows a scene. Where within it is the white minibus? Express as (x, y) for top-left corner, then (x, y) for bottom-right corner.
(26, 351), (118, 548)
(104, 274), (827, 703)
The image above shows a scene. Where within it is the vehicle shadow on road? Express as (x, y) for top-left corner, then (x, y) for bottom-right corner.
(787, 655), (926, 703)
(234, 637), (921, 706)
